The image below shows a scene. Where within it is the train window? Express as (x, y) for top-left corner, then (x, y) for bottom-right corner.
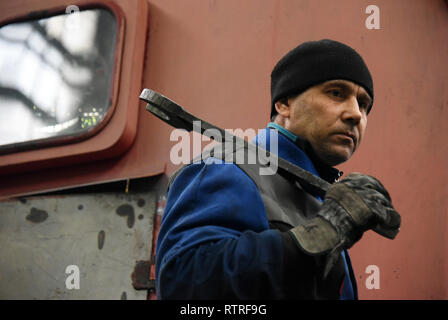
(0, 8), (117, 154)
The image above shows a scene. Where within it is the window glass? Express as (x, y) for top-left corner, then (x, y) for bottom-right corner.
(0, 8), (117, 153)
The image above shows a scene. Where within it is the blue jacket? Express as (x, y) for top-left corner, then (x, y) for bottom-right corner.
(156, 125), (357, 299)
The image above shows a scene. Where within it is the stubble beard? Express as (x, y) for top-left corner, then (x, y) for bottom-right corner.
(313, 140), (354, 167)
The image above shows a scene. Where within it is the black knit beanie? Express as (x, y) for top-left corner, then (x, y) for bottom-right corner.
(270, 39), (374, 118)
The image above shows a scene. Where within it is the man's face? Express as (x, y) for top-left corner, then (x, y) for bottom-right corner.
(276, 79), (372, 166)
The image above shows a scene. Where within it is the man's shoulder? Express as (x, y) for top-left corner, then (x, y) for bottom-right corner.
(169, 157), (253, 189)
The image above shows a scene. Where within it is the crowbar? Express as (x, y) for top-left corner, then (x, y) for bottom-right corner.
(139, 88), (331, 199)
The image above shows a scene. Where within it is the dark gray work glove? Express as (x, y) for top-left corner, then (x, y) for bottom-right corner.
(288, 173), (401, 277)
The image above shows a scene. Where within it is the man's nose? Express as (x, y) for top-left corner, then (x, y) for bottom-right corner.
(341, 96), (362, 124)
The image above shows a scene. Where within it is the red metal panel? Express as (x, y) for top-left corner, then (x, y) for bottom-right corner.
(0, 0), (153, 186)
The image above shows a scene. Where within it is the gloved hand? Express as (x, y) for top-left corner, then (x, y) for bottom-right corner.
(288, 173), (401, 276)
(325, 173), (401, 241)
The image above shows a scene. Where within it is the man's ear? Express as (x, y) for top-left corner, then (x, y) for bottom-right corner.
(275, 99), (290, 118)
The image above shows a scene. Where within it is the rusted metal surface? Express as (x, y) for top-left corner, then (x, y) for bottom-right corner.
(0, 190), (156, 299)
(148, 194), (166, 299)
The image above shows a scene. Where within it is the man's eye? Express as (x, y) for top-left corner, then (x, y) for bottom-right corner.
(358, 100), (369, 110)
(328, 89), (342, 97)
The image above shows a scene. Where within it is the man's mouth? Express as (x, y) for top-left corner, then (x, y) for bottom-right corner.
(334, 131), (357, 145)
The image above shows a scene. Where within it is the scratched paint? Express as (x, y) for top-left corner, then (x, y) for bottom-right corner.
(116, 204), (135, 228)
(0, 191), (155, 299)
(137, 199), (145, 207)
(98, 230), (105, 250)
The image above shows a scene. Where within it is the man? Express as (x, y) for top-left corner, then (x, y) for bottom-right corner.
(155, 39), (401, 299)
